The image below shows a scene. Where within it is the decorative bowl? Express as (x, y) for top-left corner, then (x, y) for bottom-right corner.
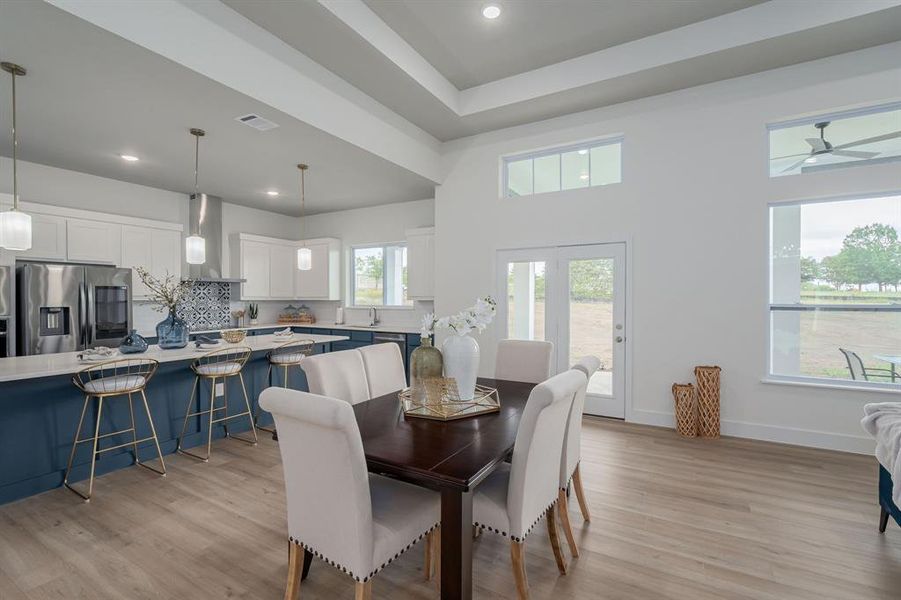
(220, 329), (248, 344)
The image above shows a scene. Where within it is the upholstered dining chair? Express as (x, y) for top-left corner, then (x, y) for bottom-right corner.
(555, 356), (600, 558)
(301, 348), (371, 405)
(472, 369), (584, 599)
(358, 343), (407, 398)
(259, 387), (440, 600)
(495, 339), (554, 383)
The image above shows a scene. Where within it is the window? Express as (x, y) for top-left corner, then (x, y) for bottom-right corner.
(503, 137), (622, 197)
(769, 194), (901, 386)
(768, 102), (901, 177)
(351, 244), (412, 307)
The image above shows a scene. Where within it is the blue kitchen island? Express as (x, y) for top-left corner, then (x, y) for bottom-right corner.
(0, 332), (347, 505)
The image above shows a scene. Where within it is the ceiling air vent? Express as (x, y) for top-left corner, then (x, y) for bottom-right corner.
(235, 113), (279, 131)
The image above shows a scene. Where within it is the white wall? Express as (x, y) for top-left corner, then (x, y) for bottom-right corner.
(435, 42), (901, 454)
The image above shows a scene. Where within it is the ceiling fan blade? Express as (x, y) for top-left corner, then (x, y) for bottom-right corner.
(781, 158), (809, 174)
(832, 130), (901, 150)
(770, 152), (810, 160)
(832, 149), (879, 159)
(805, 137), (827, 152)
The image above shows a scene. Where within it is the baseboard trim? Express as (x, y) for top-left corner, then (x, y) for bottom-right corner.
(628, 408), (874, 454)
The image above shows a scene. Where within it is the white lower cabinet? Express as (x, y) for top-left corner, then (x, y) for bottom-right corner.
(67, 218), (122, 264)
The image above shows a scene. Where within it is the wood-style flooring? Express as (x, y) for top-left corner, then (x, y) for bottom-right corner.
(0, 419), (898, 599)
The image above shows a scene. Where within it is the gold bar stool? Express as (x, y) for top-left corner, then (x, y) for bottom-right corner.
(176, 346), (258, 461)
(64, 358), (166, 502)
(255, 338), (316, 436)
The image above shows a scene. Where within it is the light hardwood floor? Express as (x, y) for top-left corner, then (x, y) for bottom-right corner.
(0, 419), (898, 599)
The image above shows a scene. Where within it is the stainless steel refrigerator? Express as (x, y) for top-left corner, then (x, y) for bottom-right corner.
(17, 263), (133, 356)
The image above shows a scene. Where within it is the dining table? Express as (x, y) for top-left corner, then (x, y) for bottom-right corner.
(874, 354), (901, 382)
(300, 376), (535, 600)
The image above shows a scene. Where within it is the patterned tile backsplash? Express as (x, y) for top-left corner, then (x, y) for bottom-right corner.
(176, 281), (231, 331)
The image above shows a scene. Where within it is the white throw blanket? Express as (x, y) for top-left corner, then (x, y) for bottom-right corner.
(861, 402), (901, 506)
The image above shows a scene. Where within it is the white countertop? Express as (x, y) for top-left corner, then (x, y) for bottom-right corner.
(186, 322), (422, 336)
(0, 333), (348, 383)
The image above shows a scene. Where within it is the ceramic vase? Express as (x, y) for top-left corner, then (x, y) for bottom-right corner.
(442, 334), (480, 400)
(156, 309), (188, 349)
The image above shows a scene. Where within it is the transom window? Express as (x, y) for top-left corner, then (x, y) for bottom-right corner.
(503, 137), (622, 198)
(769, 194), (901, 386)
(768, 102), (901, 177)
(350, 244), (412, 307)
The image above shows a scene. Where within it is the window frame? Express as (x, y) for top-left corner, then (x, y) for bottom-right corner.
(766, 192), (901, 390)
(501, 135), (624, 199)
(348, 241), (413, 309)
(767, 100), (901, 178)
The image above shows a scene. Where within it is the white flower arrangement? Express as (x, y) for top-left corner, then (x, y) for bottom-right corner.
(421, 296), (497, 338)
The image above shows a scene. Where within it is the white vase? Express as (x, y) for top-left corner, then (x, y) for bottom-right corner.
(442, 334), (480, 400)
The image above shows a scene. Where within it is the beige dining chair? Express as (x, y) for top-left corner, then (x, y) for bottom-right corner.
(301, 348), (371, 405)
(260, 387), (440, 599)
(471, 369), (584, 599)
(495, 339), (554, 383)
(358, 342), (407, 398)
(556, 355), (600, 558)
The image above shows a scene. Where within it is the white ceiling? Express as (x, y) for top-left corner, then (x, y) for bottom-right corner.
(0, 1), (436, 216)
(362, 0), (764, 89)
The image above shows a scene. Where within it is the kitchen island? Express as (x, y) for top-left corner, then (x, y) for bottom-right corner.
(0, 333), (347, 504)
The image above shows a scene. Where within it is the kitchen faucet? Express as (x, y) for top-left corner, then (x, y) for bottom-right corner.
(369, 306), (379, 326)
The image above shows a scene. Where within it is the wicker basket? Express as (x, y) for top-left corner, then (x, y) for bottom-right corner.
(671, 383), (697, 437)
(694, 365), (721, 438)
(220, 329), (248, 344)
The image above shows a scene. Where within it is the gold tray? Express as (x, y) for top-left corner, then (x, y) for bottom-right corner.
(399, 378), (500, 421)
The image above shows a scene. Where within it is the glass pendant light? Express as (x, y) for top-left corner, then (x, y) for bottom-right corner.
(185, 128), (206, 265)
(0, 62), (32, 252)
(296, 163), (312, 271)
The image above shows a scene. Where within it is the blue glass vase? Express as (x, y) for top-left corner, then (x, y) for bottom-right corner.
(156, 309), (188, 349)
(119, 329), (149, 354)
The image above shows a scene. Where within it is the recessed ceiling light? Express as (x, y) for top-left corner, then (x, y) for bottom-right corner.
(266, 190), (279, 196)
(577, 149), (588, 155)
(804, 156), (818, 164)
(120, 154), (139, 162)
(482, 4), (501, 19)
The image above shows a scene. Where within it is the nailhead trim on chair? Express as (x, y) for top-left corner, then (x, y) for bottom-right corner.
(289, 522), (439, 583)
(473, 498), (557, 543)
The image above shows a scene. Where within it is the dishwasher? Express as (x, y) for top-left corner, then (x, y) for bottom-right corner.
(373, 332), (406, 360)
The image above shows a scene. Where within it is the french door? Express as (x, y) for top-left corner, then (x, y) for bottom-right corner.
(496, 243), (626, 418)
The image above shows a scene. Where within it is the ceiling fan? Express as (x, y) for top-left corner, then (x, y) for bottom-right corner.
(776, 121), (901, 173)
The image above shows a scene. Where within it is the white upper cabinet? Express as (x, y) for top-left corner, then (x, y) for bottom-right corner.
(16, 213), (67, 261)
(67, 219), (122, 264)
(295, 239), (340, 300)
(234, 233), (340, 301)
(122, 226), (182, 299)
(406, 227), (435, 300)
(269, 243), (297, 299)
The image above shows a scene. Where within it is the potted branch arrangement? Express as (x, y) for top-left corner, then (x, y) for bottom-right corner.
(248, 303), (259, 325)
(136, 267), (192, 349)
(420, 296), (496, 400)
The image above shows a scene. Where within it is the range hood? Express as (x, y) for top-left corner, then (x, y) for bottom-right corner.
(186, 193), (245, 283)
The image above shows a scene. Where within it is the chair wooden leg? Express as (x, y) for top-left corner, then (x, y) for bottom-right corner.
(285, 542), (303, 600)
(354, 581), (372, 600)
(546, 502), (568, 575)
(557, 489), (579, 559)
(433, 527), (441, 591)
(572, 462), (591, 522)
(880, 506), (890, 533)
(510, 540), (529, 600)
(424, 530), (433, 581)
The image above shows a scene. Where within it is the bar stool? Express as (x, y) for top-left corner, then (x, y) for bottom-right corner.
(255, 338), (316, 436)
(176, 346), (258, 461)
(64, 358), (166, 502)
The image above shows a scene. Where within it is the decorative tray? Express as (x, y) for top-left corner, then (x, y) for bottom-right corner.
(399, 378), (500, 421)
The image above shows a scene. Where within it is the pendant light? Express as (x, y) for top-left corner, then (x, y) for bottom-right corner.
(296, 163), (312, 271)
(185, 128), (206, 265)
(0, 62), (32, 252)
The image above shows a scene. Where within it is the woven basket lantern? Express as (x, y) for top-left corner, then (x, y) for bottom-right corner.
(694, 365), (721, 438)
(671, 383), (697, 437)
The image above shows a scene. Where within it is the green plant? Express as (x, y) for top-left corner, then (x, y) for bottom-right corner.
(248, 303), (259, 320)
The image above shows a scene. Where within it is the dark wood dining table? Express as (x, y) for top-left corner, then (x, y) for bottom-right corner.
(301, 377), (534, 600)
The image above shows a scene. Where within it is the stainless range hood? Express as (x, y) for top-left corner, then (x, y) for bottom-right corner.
(186, 193), (245, 283)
